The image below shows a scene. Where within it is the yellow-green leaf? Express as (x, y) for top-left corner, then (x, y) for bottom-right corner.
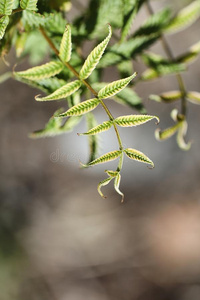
(85, 112), (99, 163)
(149, 91), (182, 102)
(124, 148), (154, 167)
(86, 150), (122, 166)
(97, 177), (113, 199)
(187, 91), (200, 105)
(59, 24), (71, 63)
(155, 122), (181, 140)
(177, 121), (191, 151)
(0, 0), (14, 15)
(0, 16), (9, 40)
(114, 173), (124, 202)
(58, 98), (100, 117)
(20, 0), (38, 11)
(79, 120), (112, 135)
(115, 114), (159, 127)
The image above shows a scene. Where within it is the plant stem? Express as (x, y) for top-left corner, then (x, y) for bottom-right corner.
(146, 1), (187, 116)
(39, 26), (123, 150)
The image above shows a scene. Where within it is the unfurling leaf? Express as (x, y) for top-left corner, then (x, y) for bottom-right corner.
(86, 150), (122, 166)
(115, 114), (159, 127)
(86, 112), (99, 163)
(20, 0), (38, 11)
(177, 121), (191, 151)
(98, 73), (137, 99)
(79, 120), (112, 135)
(58, 98), (100, 117)
(59, 24), (72, 63)
(155, 122), (181, 140)
(187, 91), (200, 105)
(0, 0), (13, 15)
(149, 91), (182, 102)
(35, 80), (82, 101)
(114, 173), (124, 202)
(97, 177), (113, 199)
(165, 0), (200, 34)
(79, 25), (112, 80)
(15, 61), (64, 81)
(124, 148), (154, 167)
(0, 16), (9, 40)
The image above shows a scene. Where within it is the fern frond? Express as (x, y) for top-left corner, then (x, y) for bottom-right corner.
(59, 24), (72, 63)
(79, 25), (112, 80)
(98, 73), (136, 99)
(124, 148), (154, 167)
(115, 115), (159, 127)
(15, 61), (64, 81)
(20, 0), (38, 11)
(79, 121), (112, 136)
(0, 16), (9, 40)
(58, 98), (100, 117)
(35, 80), (82, 101)
(0, 0), (14, 15)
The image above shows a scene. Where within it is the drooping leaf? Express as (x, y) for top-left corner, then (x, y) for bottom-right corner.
(79, 25), (112, 80)
(97, 177), (113, 198)
(58, 98), (100, 117)
(165, 0), (200, 34)
(85, 150), (122, 167)
(155, 123), (181, 140)
(0, 0), (14, 15)
(177, 41), (200, 65)
(98, 73), (136, 99)
(20, 0), (38, 11)
(124, 148), (154, 167)
(114, 173), (124, 202)
(35, 80), (82, 101)
(115, 114), (159, 127)
(0, 16), (9, 40)
(149, 91), (182, 102)
(59, 24), (72, 63)
(176, 121), (191, 151)
(85, 112), (99, 163)
(105, 170), (119, 177)
(15, 61), (64, 81)
(79, 120), (112, 135)
(187, 91), (200, 105)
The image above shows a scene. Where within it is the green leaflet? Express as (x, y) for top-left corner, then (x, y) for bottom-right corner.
(97, 177), (113, 199)
(165, 0), (200, 34)
(0, 16), (9, 40)
(98, 73), (136, 99)
(86, 150), (122, 166)
(20, 0), (38, 11)
(105, 170), (119, 177)
(187, 91), (200, 105)
(59, 24), (72, 63)
(124, 148), (154, 167)
(176, 121), (191, 151)
(121, 0), (139, 42)
(79, 120), (112, 135)
(85, 112), (99, 163)
(22, 10), (50, 27)
(155, 122), (181, 140)
(35, 80), (82, 101)
(15, 61), (64, 81)
(177, 41), (200, 65)
(115, 114), (159, 127)
(58, 98), (100, 117)
(114, 173), (124, 202)
(0, 0), (13, 15)
(149, 91), (182, 103)
(79, 25), (112, 80)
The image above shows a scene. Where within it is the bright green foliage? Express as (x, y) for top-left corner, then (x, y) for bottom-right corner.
(59, 24), (72, 63)
(114, 173), (124, 202)
(79, 25), (111, 80)
(59, 98), (100, 117)
(22, 10), (50, 27)
(0, 16), (9, 40)
(80, 120), (112, 135)
(165, 0), (200, 34)
(98, 73), (136, 99)
(20, 0), (38, 11)
(124, 148), (154, 167)
(187, 91), (200, 105)
(35, 80), (82, 101)
(85, 112), (99, 163)
(149, 91), (182, 103)
(86, 150), (122, 166)
(115, 115), (159, 127)
(0, 0), (14, 15)
(15, 61), (64, 80)
(105, 170), (119, 177)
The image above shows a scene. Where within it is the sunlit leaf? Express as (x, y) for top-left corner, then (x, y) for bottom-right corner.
(59, 24), (72, 63)
(0, 0), (14, 15)
(20, 0), (38, 11)
(79, 120), (112, 135)
(115, 114), (159, 127)
(149, 91), (182, 102)
(177, 121), (191, 151)
(177, 41), (200, 65)
(97, 177), (113, 199)
(84, 150), (122, 167)
(0, 16), (9, 40)
(114, 173), (124, 202)
(187, 91), (200, 105)
(58, 98), (100, 117)
(155, 123), (181, 140)
(124, 148), (154, 167)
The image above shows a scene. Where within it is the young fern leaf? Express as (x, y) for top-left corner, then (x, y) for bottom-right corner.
(59, 24), (72, 63)
(97, 177), (113, 199)
(155, 123), (181, 140)
(165, 0), (200, 34)
(85, 112), (99, 163)
(149, 91), (182, 103)
(35, 80), (82, 101)
(15, 61), (64, 81)
(20, 0), (38, 11)
(187, 91), (200, 105)
(79, 121), (112, 136)
(0, 0), (14, 15)
(0, 16), (9, 40)
(79, 25), (112, 80)
(58, 98), (100, 117)
(114, 173), (124, 203)
(114, 115), (159, 127)
(98, 73), (136, 99)
(124, 148), (154, 167)
(83, 150), (122, 167)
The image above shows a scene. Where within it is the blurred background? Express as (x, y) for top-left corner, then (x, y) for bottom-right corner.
(1, 0), (200, 299)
